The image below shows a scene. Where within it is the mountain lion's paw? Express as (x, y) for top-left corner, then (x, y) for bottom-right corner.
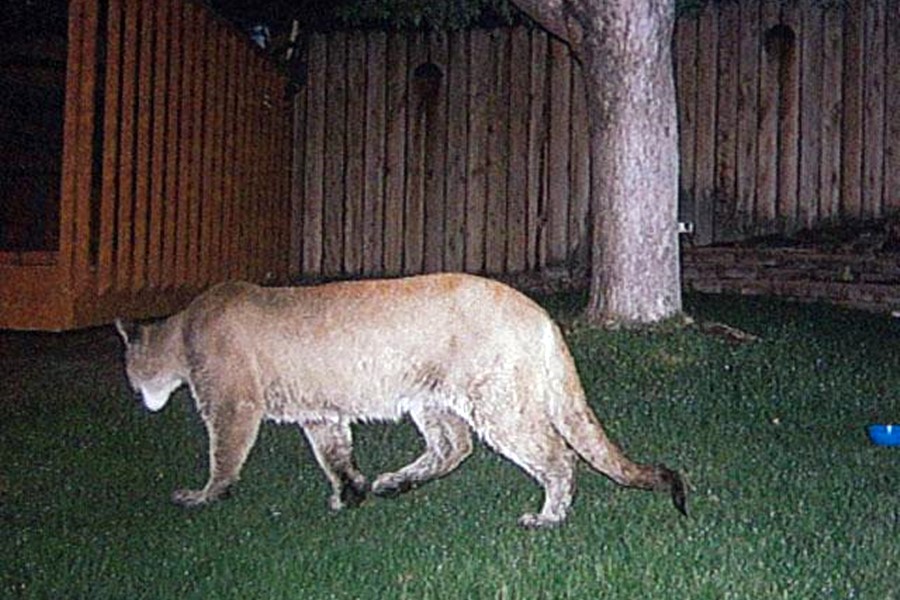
(171, 488), (210, 507)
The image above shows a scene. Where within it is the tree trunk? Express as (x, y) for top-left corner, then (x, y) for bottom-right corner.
(514, 0), (682, 325)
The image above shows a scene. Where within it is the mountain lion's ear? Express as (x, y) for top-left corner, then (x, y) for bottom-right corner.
(115, 318), (138, 345)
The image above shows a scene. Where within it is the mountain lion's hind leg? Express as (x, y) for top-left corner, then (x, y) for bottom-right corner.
(372, 407), (472, 496)
(488, 421), (576, 528)
(172, 381), (264, 507)
(302, 420), (370, 510)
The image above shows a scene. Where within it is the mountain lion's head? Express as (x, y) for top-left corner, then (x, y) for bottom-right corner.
(115, 318), (186, 412)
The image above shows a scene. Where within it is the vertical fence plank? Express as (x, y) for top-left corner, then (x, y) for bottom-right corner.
(404, 32), (426, 274)
(251, 58), (269, 280)
(755, 0), (780, 227)
(862, 0), (885, 218)
(546, 37), (570, 262)
(819, 3), (844, 221)
(444, 30), (468, 273)
(714, 0), (739, 241)
(221, 30), (239, 282)
(188, 6), (207, 283)
(675, 14), (697, 228)
(71, 0), (99, 290)
(162, 0), (182, 288)
(465, 29), (489, 273)
(98, 0), (122, 293)
(148, 0), (170, 289)
(424, 31), (448, 273)
(289, 57), (306, 278)
(798, 0), (823, 228)
(239, 53), (255, 282)
(777, 2), (801, 230)
(303, 34), (326, 276)
(841, 0), (864, 219)
(132, 0), (154, 290)
(886, 0), (900, 214)
(568, 63), (590, 268)
(527, 30), (547, 270)
(197, 17), (216, 286)
(693, 3), (717, 244)
(210, 22), (229, 284)
(243, 52), (259, 281)
(506, 27), (529, 274)
(59, 0), (87, 283)
(383, 33), (407, 275)
(115, 0), (139, 291)
(736, 0), (759, 233)
(174, 1), (192, 284)
(485, 29), (509, 274)
(263, 66), (279, 280)
(363, 32), (386, 276)
(323, 33), (347, 276)
(345, 34), (366, 276)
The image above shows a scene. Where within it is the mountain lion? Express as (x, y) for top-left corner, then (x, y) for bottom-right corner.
(117, 273), (686, 527)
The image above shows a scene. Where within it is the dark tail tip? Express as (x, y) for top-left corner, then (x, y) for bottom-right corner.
(659, 465), (688, 517)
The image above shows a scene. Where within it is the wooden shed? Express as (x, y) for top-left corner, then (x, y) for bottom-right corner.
(0, 0), (293, 330)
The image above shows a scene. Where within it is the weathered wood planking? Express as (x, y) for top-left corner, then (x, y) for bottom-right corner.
(777, 1), (801, 229)
(222, 29), (240, 282)
(841, 0), (864, 220)
(714, 0), (739, 240)
(4, 0), (293, 331)
(303, 34), (326, 275)
(862, 0), (886, 219)
(383, 33), (407, 276)
(798, 0), (823, 229)
(675, 15), (697, 229)
(404, 32), (427, 275)
(424, 31), (448, 274)
(465, 29), (489, 273)
(546, 37), (570, 265)
(147, 0), (170, 289)
(736, 0), (759, 234)
(162, 0), (183, 287)
(819, 4), (843, 221)
(693, 4), (717, 245)
(363, 32), (387, 276)
(485, 29), (510, 274)
(345, 34), (366, 275)
(323, 33), (346, 276)
(98, 0), (123, 294)
(506, 27), (529, 274)
(287, 1), (900, 273)
(526, 31), (547, 270)
(886, 0), (900, 215)
(116, 0), (139, 290)
(444, 30), (468, 273)
(132, 0), (153, 290)
(569, 62), (589, 268)
(756, 0), (780, 227)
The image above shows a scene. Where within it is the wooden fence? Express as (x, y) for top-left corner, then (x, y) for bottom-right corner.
(291, 28), (591, 278)
(677, 0), (900, 244)
(290, 0), (900, 279)
(0, 0), (293, 330)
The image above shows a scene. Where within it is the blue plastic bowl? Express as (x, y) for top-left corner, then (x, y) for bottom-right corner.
(868, 424), (900, 446)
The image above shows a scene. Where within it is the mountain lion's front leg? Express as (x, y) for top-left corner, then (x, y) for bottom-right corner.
(302, 419), (370, 510)
(172, 387), (264, 507)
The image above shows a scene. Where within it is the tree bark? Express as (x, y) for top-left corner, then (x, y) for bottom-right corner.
(513, 0), (682, 325)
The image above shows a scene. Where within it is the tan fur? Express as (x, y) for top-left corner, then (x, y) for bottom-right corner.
(117, 273), (686, 527)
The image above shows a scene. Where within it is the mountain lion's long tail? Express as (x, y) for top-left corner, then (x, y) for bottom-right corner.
(546, 328), (688, 517)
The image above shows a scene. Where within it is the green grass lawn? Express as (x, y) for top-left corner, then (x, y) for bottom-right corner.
(2, 292), (900, 599)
